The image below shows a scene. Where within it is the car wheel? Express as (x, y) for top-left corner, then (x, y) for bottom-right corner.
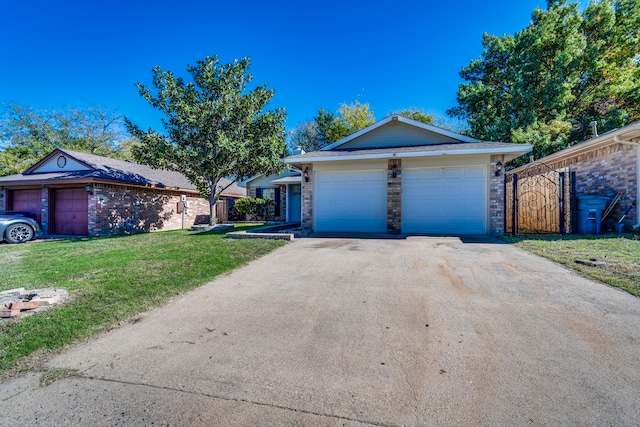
(5, 223), (35, 243)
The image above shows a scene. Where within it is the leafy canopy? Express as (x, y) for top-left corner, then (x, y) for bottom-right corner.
(125, 55), (287, 215)
(289, 101), (375, 152)
(448, 0), (640, 163)
(0, 105), (135, 176)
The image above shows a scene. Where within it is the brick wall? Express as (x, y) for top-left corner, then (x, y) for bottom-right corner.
(387, 159), (402, 233)
(90, 184), (210, 236)
(546, 143), (638, 230)
(40, 187), (50, 234)
(301, 163), (313, 230)
(0, 187), (6, 211)
(490, 155), (505, 235)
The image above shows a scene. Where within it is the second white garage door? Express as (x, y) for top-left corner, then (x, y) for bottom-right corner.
(402, 167), (487, 234)
(315, 171), (387, 232)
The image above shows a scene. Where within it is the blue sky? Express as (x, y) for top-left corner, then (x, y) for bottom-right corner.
(1, 0), (582, 133)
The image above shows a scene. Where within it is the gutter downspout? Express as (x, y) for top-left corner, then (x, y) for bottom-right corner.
(614, 136), (640, 228)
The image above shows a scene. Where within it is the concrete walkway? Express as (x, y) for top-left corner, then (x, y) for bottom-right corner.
(1, 236), (639, 426)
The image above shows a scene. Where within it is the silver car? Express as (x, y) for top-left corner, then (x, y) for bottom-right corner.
(0, 212), (42, 243)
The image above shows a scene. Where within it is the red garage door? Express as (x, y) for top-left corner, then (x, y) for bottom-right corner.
(52, 188), (88, 235)
(9, 189), (42, 222)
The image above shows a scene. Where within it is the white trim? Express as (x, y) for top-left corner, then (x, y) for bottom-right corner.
(285, 145), (532, 164)
(321, 114), (480, 151)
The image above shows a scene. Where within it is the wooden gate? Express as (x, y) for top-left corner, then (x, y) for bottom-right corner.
(505, 163), (575, 235)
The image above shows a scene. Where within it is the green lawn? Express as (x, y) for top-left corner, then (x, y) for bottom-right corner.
(501, 233), (640, 297)
(0, 227), (284, 378)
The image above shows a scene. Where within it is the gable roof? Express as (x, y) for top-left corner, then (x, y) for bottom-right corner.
(0, 149), (246, 197)
(240, 168), (300, 187)
(284, 114), (532, 164)
(322, 115), (480, 151)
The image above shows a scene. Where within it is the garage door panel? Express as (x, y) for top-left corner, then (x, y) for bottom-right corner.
(402, 167), (486, 234)
(443, 169), (463, 179)
(464, 168), (485, 179)
(9, 189), (42, 222)
(53, 188), (88, 235)
(315, 171), (386, 232)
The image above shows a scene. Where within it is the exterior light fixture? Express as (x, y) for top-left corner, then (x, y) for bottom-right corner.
(85, 184), (94, 195)
(392, 164), (397, 178)
(303, 167), (309, 183)
(495, 161), (504, 177)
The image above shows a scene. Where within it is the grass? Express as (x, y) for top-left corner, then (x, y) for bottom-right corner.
(501, 233), (640, 297)
(0, 225), (284, 378)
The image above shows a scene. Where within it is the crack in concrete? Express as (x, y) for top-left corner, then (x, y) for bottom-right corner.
(71, 374), (402, 427)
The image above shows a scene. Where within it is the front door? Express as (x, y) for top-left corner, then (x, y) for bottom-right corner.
(288, 184), (301, 223)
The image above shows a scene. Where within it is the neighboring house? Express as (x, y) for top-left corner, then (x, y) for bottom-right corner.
(284, 115), (532, 235)
(509, 121), (640, 231)
(241, 169), (302, 222)
(0, 149), (245, 237)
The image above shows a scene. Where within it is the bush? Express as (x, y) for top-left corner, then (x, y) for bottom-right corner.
(234, 197), (268, 220)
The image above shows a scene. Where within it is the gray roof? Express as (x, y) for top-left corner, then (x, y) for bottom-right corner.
(270, 175), (302, 184)
(0, 149), (246, 197)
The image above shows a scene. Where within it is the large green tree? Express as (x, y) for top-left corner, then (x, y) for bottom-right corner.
(392, 108), (435, 125)
(125, 55), (287, 219)
(448, 0), (640, 162)
(289, 101), (375, 152)
(0, 105), (134, 176)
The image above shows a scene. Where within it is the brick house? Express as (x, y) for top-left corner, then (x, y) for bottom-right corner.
(284, 115), (532, 235)
(0, 149), (245, 237)
(509, 121), (640, 231)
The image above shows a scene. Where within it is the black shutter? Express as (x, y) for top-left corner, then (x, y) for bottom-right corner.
(274, 187), (281, 217)
(256, 187), (263, 198)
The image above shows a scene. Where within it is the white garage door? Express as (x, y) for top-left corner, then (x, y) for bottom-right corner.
(315, 171), (387, 232)
(402, 167), (487, 234)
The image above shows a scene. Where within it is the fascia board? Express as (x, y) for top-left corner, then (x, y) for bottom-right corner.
(284, 145), (533, 163)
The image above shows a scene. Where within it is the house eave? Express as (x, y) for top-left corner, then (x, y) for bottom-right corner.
(0, 176), (201, 194)
(284, 145), (532, 164)
(508, 122), (640, 173)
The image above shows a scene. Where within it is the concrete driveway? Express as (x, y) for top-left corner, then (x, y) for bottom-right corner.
(1, 236), (639, 426)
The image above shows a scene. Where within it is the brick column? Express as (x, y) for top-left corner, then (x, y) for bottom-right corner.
(387, 159), (402, 233)
(301, 163), (313, 231)
(0, 187), (6, 211)
(40, 187), (50, 235)
(489, 155), (505, 235)
(87, 185), (98, 236)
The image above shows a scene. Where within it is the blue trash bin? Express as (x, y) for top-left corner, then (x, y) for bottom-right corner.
(576, 195), (610, 234)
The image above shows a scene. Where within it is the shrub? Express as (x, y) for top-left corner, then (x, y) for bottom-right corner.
(234, 197), (268, 220)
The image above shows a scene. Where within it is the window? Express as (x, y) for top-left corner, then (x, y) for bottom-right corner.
(261, 188), (275, 201)
(255, 187), (281, 217)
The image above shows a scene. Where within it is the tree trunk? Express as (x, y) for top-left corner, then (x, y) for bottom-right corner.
(209, 196), (216, 224)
